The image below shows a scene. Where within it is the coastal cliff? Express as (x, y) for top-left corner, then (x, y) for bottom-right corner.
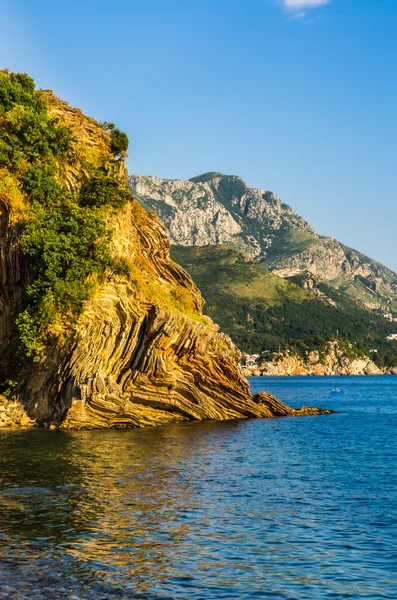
(0, 72), (330, 428)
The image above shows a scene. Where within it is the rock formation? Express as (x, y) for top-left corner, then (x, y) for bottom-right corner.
(0, 75), (331, 428)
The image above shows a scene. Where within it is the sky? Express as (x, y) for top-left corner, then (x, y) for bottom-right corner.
(1, 0), (396, 270)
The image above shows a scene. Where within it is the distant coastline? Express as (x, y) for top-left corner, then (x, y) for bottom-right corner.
(243, 370), (396, 377)
(240, 346), (397, 377)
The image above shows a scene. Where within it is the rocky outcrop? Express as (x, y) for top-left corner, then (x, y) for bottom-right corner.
(264, 239), (397, 313)
(0, 85), (330, 429)
(129, 174), (243, 247)
(129, 172), (397, 315)
(0, 395), (33, 428)
(267, 238), (370, 282)
(241, 342), (387, 377)
(254, 392), (333, 416)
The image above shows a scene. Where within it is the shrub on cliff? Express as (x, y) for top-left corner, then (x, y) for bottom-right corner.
(17, 198), (114, 358)
(110, 128), (129, 157)
(0, 73), (73, 171)
(79, 171), (132, 208)
(0, 72), (40, 112)
(100, 121), (129, 157)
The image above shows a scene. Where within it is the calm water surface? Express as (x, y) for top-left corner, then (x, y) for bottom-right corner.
(0, 376), (396, 599)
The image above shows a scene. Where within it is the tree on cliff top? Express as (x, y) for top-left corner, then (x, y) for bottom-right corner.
(100, 121), (129, 158)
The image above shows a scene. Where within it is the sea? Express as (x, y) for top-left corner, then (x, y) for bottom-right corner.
(0, 376), (396, 600)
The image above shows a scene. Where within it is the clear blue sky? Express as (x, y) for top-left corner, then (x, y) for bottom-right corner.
(1, 0), (396, 270)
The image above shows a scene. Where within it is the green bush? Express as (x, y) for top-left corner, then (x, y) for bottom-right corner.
(22, 163), (62, 205)
(99, 121), (129, 157)
(0, 72), (41, 112)
(79, 172), (131, 208)
(110, 128), (129, 156)
(20, 199), (112, 291)
(0, 107), (73, 170)
(17, 197), (114, 359)
(2, 379), (20, 399)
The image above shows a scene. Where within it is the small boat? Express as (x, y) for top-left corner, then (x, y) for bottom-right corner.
(331, 388), (341, 393)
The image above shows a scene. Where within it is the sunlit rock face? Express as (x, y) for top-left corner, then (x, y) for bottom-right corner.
(129, 175), (243, 247)
(241, 341), (386, 377)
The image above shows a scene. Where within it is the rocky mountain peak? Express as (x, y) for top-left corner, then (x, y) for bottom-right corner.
(129, 172), (316, 258)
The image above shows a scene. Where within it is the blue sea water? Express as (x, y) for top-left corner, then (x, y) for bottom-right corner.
(0, 376), (396, 599)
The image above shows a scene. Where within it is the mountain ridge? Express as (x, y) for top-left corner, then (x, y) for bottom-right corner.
(130, 172), (397, 370)
(129, 171), (397, 316)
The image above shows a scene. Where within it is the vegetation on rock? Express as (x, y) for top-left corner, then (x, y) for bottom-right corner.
(100, 121), (129, 157)
(0, 71), (332, 429)
(0, 70), (131, 360)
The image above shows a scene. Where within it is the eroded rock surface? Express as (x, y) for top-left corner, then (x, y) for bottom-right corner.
(0, 395), (33, 428)
(254, 392), (332, 417)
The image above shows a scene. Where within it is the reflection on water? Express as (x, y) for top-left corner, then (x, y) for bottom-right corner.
(0, 376), (396, 599)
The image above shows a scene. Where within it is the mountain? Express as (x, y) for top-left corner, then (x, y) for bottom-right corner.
(130, 172), (397, 316)
(0, 71), (330, 427)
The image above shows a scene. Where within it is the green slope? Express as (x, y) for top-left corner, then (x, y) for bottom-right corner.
(171, 245), (397, 369)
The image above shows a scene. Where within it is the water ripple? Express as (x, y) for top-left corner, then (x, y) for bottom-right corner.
(0, 375), (396, 599)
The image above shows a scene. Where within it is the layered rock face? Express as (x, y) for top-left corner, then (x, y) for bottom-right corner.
(130, 173), (397, 315)
(0, 84), (330, 428)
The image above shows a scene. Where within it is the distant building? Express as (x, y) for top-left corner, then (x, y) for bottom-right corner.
(384, 313), (397, 322)
(240, 354), (260, 367)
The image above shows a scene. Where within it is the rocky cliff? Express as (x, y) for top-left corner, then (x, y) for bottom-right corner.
(130, 172), (315, 258)
(0, 72), (330, 428)
(130, 173), (397, 316)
